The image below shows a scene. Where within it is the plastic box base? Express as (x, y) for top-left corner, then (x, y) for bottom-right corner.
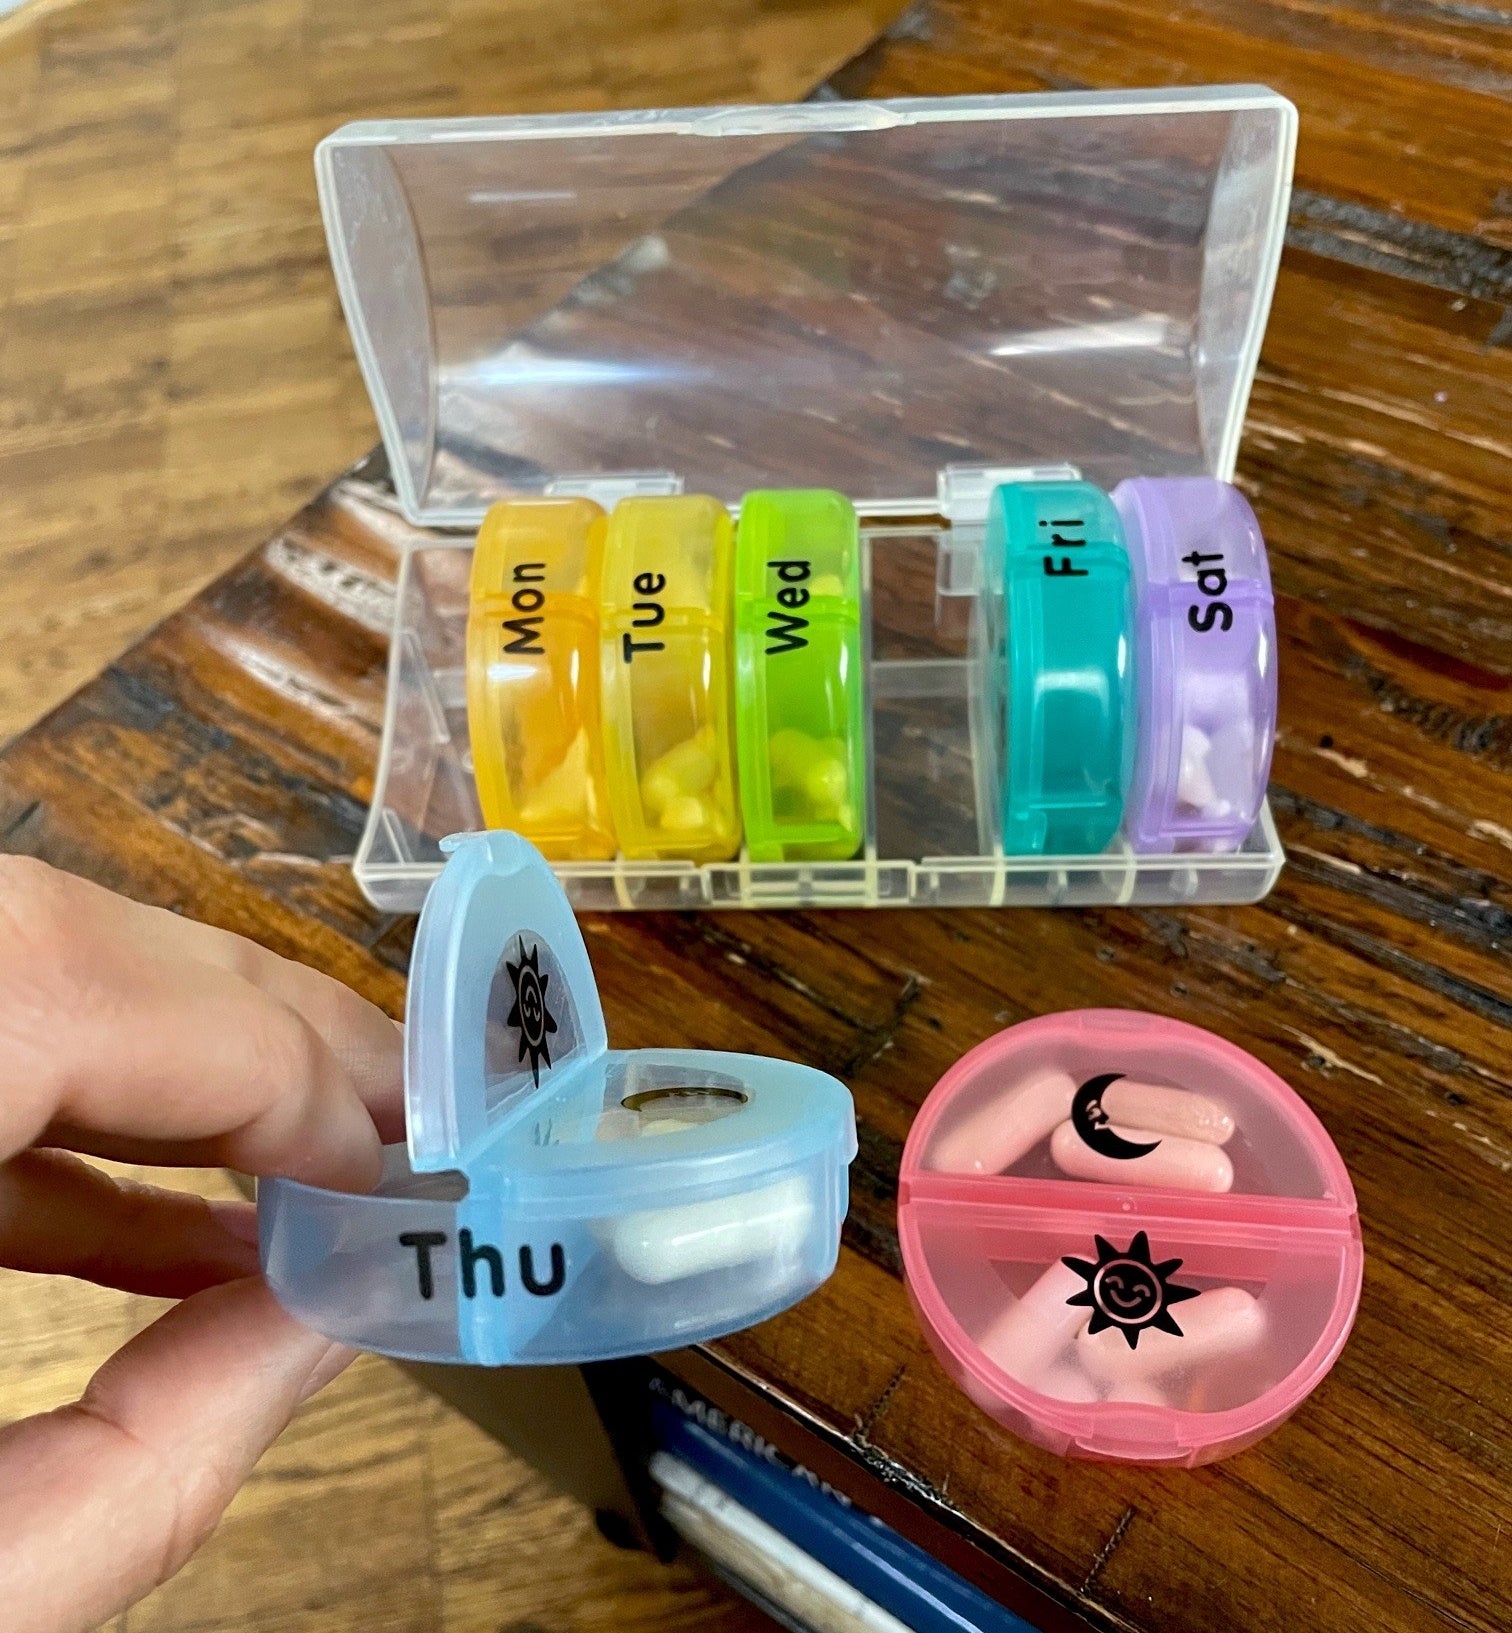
(354, 520), (1284, 914)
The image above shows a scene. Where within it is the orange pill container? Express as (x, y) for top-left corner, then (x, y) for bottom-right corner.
(465, 498), (617, 860)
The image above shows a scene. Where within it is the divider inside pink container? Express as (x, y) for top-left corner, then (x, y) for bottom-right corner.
(901, 1170), (1355, 1230)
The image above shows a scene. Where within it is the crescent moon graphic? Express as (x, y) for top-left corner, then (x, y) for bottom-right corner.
(1070, 1073), (1161, 1160)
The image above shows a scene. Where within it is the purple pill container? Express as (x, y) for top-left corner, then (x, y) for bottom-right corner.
(1112, 478), (1278, 854)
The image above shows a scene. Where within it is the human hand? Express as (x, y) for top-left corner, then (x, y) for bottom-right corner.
(0, 857), (403, 1633)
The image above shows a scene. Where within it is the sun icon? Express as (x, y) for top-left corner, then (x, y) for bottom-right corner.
(1062, 1231), (1199, 1350)
(505, 941), (558, 1086)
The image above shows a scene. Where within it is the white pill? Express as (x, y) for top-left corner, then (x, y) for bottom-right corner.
(1100, 1079), (1234, 1145)
(928, 1070), (1075, 1174)
(976, 1259), (1090, 1387)
(1079, 1286), (1265, 1385)
(594, 1111), (697, 1142)
(639, 1117), (698, 1137)
(1178, 724), (1217, 812)
(608, 1176), (813, 1285)
(1049, 1120), (1234, 1192)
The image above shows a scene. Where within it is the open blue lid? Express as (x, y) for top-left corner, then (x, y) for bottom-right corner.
(405, 830), (608, 1172)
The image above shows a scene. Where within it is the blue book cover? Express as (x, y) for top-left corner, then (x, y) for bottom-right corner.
(646, 1378), (1039, 1633)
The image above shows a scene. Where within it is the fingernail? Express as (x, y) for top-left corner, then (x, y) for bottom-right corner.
(299, 1342), (358, 1403)
(210, 1201), (262, 1247)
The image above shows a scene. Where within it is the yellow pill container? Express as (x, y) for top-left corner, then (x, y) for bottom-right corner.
(599, 495), (741, 863)
(466, 498), (617, 860)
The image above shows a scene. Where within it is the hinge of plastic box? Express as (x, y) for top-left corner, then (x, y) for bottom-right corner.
(543, 471), (684, 508)
(935, 463), (1082, 526)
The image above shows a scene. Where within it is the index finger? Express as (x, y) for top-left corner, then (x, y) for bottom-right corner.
(0, 856), (394, 1191)
(59, 867), (406, 1125)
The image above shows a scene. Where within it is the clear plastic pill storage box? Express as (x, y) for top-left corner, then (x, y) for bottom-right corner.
(321, 86), (1297, 912)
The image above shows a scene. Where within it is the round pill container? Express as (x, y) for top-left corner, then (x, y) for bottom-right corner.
(990, 480), (1134, 856)
(466, 497), (617, 859)
(1112, 478), (1278, 854)
(898, 1010), (1362, 1465)
(599, 495), (741, 863)
(734, 489), (866, 863)
(259, 831), (856, 1365)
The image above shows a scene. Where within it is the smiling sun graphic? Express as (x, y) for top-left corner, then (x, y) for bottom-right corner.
(505, 941), (558, 1086)
(1062, 1230), (1199, 1349)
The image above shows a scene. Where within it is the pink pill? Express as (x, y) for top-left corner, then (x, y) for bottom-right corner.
(928, 1070), (1074, 1174)
(1102, 1376), (1171, 1407)
(1101, 1079), (1234, 1146)
(1035, 1363), (1099, 1404)
(1079, 1286), (1265, 1385)
(977, 1259), (1090, 1386)
(1049, 1120), (1234, 1192)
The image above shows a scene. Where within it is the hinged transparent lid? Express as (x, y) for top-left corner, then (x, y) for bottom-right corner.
(317, 87), (1295, 526)
(405, 830), (609, 1170)
(401, 832), (857, 1193)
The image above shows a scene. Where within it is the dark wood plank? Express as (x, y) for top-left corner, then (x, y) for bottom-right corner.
(0, 5), (1508, 1632)
(835, 0), (1512, 238)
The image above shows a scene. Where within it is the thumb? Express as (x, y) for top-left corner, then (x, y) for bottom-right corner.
(0, 1277), (354, 1633)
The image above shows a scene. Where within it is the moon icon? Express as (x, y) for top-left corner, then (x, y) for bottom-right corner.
(1070, 1073), (1161, 1160)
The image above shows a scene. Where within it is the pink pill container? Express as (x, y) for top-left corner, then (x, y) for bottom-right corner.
(898, 1010), (1362, 1466)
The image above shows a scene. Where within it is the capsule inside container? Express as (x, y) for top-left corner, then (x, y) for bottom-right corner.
(990, 480), (1134, 857)
(599, 495), (741, 862)
(734, 489), (866, 863)
(466, 497), (617, 859)
(907, 1208), (1354, 1425)
(1112, 477), (1278, 854)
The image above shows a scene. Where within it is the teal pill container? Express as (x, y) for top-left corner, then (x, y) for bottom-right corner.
(991, 480), (1134, 856)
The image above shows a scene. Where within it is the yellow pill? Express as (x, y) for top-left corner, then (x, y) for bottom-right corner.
(803, 755), (848, 815)
(641, 764), (681, 818)
(768, 728), (811, 786)
(809, 573), (845, 598)
(519, 731), (591, 825)
(650, 729), (717, 794)
(661, 793), (711, 833)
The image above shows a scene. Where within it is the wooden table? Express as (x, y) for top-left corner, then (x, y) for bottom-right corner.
(3, 4), (1508, 1631)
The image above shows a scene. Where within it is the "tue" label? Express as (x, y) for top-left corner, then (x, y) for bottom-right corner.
(621, 570), (667, 661)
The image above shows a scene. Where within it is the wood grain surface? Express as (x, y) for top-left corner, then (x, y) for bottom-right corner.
(0, 0), (898, 742)
(0, 2), (1509, 1632)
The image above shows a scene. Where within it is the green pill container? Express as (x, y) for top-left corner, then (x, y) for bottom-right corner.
(734, 489), (866, 863)
(991, 479), (1134, 856)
